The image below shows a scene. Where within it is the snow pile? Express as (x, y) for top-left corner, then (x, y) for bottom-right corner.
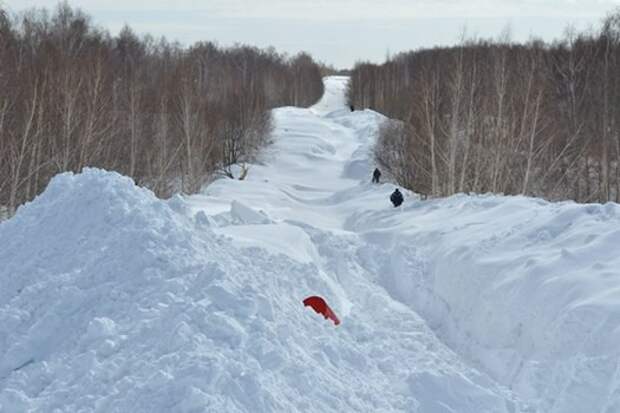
(0, 169), (523, 412)
(230, 201), (271, 225)
(349, 194), (620, 412)
(2, 75), (620, 412)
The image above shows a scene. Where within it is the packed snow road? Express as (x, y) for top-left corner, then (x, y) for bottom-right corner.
(1, 76), (620, 412)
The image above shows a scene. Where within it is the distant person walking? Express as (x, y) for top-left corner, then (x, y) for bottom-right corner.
(390, 188), (404, 207)
(372, 168), (381, 184)
(350, 104), (355, 112)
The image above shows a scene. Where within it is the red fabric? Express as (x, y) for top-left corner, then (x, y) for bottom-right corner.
(303, 296), (340, 326)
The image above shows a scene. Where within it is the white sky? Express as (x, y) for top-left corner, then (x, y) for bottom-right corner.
(3, 1), (620, 68)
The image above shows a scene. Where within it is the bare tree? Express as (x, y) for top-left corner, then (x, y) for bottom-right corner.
(0, 4), (326, 218)
(353, 12), (620, 203)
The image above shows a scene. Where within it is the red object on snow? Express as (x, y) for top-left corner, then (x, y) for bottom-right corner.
(303, 296), (340, 326)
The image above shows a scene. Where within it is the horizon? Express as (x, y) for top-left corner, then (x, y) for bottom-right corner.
(3, 0), (619, 68)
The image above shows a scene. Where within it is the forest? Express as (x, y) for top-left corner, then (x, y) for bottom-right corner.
(349, 12), (620, 203)
(0, 3), (325, 217)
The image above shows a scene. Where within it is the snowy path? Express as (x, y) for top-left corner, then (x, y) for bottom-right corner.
(183, 76), (529, 411)
(2, 76), (620, 412)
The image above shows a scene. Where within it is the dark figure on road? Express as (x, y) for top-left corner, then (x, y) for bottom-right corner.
(372, 168), (381, 183)
(350, 104), (355, 112)
(390, 188), (404, 207)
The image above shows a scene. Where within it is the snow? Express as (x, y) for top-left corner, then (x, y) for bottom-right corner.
(1, 75), (619, 412)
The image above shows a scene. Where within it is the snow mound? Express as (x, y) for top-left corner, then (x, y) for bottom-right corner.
(230, 200), (271, 225)
(351, 193), (620, 412)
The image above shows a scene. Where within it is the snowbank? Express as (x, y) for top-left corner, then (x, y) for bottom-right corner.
(0, 169), (523, 412)
(350, 193), (620, 412)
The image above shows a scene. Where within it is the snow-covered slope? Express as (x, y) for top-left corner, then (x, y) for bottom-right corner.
(1, 76), (619, 412)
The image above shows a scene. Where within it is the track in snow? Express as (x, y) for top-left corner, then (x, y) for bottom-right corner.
(185, 76), (529, 412)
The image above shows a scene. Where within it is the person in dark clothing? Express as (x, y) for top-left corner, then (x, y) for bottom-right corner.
(350, 105), (355, 112)
(372, 168), (381, 183)
(390, 188), (404, 207)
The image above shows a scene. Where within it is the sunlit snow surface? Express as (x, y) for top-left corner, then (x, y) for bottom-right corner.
(1, 76), (620, 412)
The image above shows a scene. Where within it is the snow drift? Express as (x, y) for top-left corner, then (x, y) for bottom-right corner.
(348, 193), (620, 412)
(0, 168), (523, 412)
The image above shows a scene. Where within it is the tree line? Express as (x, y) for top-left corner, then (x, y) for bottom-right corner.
(349, 12), (620, 203)
(0, 3), (325, 217)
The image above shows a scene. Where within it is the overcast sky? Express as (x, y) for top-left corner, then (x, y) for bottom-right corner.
(4, 1), (620, 68)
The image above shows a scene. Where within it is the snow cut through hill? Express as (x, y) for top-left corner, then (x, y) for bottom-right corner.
(2, 76), (620, 412)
